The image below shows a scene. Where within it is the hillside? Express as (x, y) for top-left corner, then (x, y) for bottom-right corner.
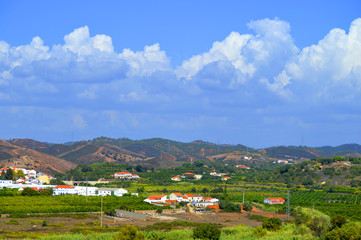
(0, 139), (77, 174)
(1, 137), (361, 173)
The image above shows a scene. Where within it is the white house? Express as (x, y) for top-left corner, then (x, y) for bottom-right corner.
(169, 192), (184, 201)
(192, 194), (203, 202)
(144, 195), (167, 204)
(74, 186), (98, 196)
(194, 197), (219, 207)
(171, 176), (181, 181)
(264, 197), (285, 205)
(0, 179), (13, 185)
(28, 170), (37, 178)
(53, 185), (77, 195)
(96, 188), (128, 197)
(194, 175), (203, 180)
(114, 172), (132, 178)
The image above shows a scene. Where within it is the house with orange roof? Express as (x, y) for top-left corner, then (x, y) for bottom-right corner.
(171, 176), (181, 181)
(114, 172), (133, 178)
(221, 176), (230, 181)
(53, 185), (77, 196)
(182, 172), (195, 179)
(207, 205), (220, 211)
(169, 192), (184, 201)
(236, 165), (250, 169)
(144, 195), (167, 204)
(264, 197), (285, 205)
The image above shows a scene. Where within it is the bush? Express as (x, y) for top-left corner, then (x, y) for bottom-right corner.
(156, 208), (163, 214)
(6, 219), (20, 225)
(252, 226), (267, 237)
(192, 223), (221, 240)
(242, 201), (253, 211)
(331, 215), (347, 229)
(325, 223), (361, 240)
(309, 216), (329, 238)
(115, 225), (145, 240)
(262, 218), (282, 231)
(42, 220), (47, 227)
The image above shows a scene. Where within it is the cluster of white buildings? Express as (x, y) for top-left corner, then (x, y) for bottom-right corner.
(114, 172), (140, 179)
(0, 167), (54, 185)
(52, 185), (130, 197)
(144, 192), (219, 208)
(171, 172), (203, 181)
(210, 172), (230, 181)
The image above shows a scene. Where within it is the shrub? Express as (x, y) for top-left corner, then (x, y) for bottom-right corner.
(242, 201), (253, 211)
(249, 214), (268, 222)
(331, 215), (347, 229)
(309, 216), (329, 238)
(193, 223), (221, 240)
(325, 223), (361, 240)
(6, 219), (20, 225)
(252, 226), (267, 237)
(156, 208), (163, 214)
(262, 218), (282, 231)
(42, 220), (47, 227)
(115, 225), (145, 240)
(293, 224), (310, 235)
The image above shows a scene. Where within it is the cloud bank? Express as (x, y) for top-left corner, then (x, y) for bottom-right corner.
(0, 18), (360, 147)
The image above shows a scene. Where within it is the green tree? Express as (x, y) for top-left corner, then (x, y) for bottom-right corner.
(5, 169), (14, 180)
(331, 216), (347, 229)
(242, 201), (253, 212)
(116, 225), (145, 240)
(21, 187), (40, 196)
(262, 218), (282, 231)
(193, 223), (221, 240)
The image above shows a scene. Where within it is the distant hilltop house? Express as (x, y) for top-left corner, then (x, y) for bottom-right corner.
(244, 156), (252, 160)
(236, 165), (250, 169)
(264, 197), (285, 205)
(114, 172), (140, 179)
(221, 176), (230, 181)
(182, 172), (195, 178)
(171, 176), (181, 181)
(210, 172), (228, 177)
(277, 160), (289, 164)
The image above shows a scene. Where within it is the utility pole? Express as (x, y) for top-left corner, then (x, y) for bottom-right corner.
(243, 189), (245, 204)
(100, 196), (103, 227)
(287, 190), (290, 219)
(168, 140), (170, 153)
(86, 177), (88, 203)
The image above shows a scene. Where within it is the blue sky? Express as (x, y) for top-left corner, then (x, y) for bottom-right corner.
(0, 0), (360, 148)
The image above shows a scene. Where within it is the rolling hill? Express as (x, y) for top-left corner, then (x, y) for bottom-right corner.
(1, 137), (360, 175)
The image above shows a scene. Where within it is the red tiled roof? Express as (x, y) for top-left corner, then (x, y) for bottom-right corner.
(185, 194), (194, 197)
(147, 195), (166, 200)
(203, 197), (214, 200)
(183, 172), (195, 175)
(173, 192), (183, 196)
(115, 172), (131, 175)
(207, 205), (219, 209)
(54, 185), (74, 189)
(267, 197), (285, 201)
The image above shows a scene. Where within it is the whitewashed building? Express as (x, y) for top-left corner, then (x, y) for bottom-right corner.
(53, 185), (77, 196)
(96, 188), (128, 197)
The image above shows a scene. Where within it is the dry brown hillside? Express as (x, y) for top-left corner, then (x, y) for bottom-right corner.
(0, 140), (77, 174)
